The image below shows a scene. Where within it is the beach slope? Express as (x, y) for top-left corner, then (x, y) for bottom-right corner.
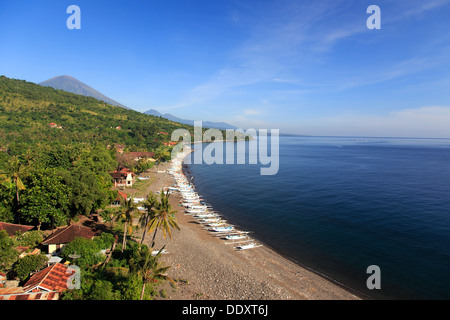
(135, 162), (360, 300)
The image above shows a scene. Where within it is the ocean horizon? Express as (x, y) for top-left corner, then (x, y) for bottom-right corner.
(184, 135), (450, 299)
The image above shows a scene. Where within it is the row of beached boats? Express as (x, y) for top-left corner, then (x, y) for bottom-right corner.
(167, 153), (263, 251)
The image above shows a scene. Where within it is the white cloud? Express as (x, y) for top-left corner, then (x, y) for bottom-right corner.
(242, 109), (262, 116)
(392, 0), (450, 21)
(168, 0), (450, 112)
(230, 108), (267, 128)
(162, 0), (450, 136)
(165, 1), (340, 110)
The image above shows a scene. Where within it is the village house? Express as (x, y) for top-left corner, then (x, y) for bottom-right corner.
(0, 221), (34, 236)
(0, 263), (73, 300)
(125, 151), (155, 162)
(18, 248), (41, 259)
(114, 143), (126, 153)
(0, 272), (6, 287)
(48, 122), (63, 129)
(41, 224), (99, 255)
(111, 190), (128, 206)
(110, 167), (135, 187)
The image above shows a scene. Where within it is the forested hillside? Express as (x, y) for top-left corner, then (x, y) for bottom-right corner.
(0, 75), (194, 228)
(0, 75), (193, 154)
(0, 75), (250, 229)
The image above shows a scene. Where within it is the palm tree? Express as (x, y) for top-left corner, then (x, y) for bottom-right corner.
(154, 148), (171, 162)
(148, 190), (180, 248)
(115, 197), (139, 253)
(129, 246), (174, 300)
(0, 156), (26, 205)
(0, 156), (26, 223)
(139, 192), (158, 245)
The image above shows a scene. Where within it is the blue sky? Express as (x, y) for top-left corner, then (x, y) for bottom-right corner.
(1, 0), (450, 137)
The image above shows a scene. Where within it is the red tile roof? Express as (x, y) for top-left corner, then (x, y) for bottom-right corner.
(110, 171), (126, 179)
(110, 171), (134, 179)
(23, 263), (73, 293)
(116, 191), (128, 201)
(0, 222), (34, 236)
(110, 167), (136, 180)
(42, 224), (98, 245)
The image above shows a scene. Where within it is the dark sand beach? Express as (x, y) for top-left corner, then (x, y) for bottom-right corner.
(129, 162), (360, 300)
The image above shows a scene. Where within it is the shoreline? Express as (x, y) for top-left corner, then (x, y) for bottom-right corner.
(135, 156), (361, 300)
(180, 150), (367, 299)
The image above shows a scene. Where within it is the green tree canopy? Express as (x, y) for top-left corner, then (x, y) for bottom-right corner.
(61, 237), (102, 269)
(13, 254), (49, 281)
(20, 167), (71, 229)
(0, 230), (19, 272)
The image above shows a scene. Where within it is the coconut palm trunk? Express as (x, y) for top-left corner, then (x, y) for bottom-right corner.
(140, 218), (148, 245)
(150, 226), (159, 248)
(122, 220), (128, 252)
(139, 192), (158, 246)
(115, 197), (138, 253)
(140, 281), (147, 301)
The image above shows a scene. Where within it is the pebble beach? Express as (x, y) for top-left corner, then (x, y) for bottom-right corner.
(131, 158), (360, 300)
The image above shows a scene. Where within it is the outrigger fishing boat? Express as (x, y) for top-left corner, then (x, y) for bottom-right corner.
(168, 150), (263, 252)
(224, 234), (247, 240)
(207, 222), (226, 227)
(235, 242), (262, 250)
(199, 218), (223, 223)
(210, 226), (234, 232)
(185, 208), (207, 213)
(151, 249), (168, 256)
(194, 213), (219, 219)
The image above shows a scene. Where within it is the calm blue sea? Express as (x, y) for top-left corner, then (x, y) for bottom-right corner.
(186, 136), (450, 300)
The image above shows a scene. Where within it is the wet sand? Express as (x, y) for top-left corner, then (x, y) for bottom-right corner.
(130, 162), (361, 300)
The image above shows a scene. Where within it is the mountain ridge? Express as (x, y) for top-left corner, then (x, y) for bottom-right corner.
(38, 75), (237, 130)
(39, 75), (129, 110)
(145, 108), (237, 130)
(0, 75), (195, 150)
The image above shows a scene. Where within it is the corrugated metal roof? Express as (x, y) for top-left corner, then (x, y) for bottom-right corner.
(0, 290), (59, 300)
